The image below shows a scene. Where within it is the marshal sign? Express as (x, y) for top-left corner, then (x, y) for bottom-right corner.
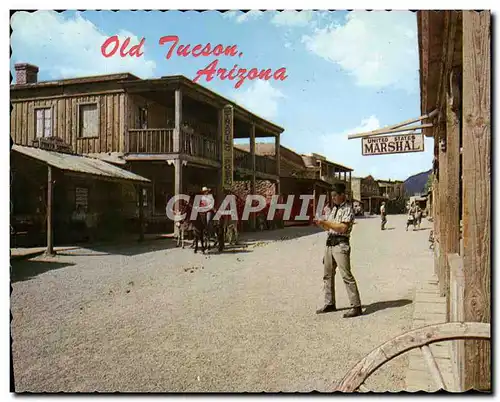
(362, 133), (425, 156)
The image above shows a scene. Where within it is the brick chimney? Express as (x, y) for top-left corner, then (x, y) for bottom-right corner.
(14, 63), (39, 84)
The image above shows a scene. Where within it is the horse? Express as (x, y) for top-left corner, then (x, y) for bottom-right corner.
(174, 202), (208, 254)
(174, 205), (192, 249)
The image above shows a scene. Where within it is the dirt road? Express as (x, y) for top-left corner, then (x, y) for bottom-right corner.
(11, 214), (433, 392)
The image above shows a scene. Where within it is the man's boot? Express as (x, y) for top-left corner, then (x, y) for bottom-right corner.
(343, 306), (363, 318)
(316, 304), (337, 314)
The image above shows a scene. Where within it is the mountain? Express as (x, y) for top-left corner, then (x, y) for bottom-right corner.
(404, 169), (432, 196)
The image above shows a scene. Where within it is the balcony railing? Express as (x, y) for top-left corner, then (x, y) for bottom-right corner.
(126, 128), (220, 162)
(181, 129), (220, 161)
(256, 154), (276, 175)
(125, 129), (276, 176)
(233, 148), (277, 176)
(126, 129), (174, 154)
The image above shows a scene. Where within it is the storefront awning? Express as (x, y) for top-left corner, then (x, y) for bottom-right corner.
(12, 145), (150, 184)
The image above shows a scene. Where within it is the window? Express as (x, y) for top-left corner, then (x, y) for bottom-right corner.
(35, 107), (53, 138)
(78, 103), (99, 138)
(138, 107), (148, 129)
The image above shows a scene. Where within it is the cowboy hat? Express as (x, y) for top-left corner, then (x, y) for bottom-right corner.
(201, 186), (209, 192)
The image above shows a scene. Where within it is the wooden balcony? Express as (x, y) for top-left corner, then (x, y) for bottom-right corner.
(126, 129), (174, 154)
(234, 148), (277, 177)
(181, 129), (220, 161)
(125, 128), (220, 163)
(125, 129), (278, 177)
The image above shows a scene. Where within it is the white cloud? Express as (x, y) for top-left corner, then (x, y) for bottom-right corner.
(318, 116), (433, 180)
(231, 80), (285, 120)
(223, 10), (264, 23)
(301, 11), (418, 93)
(10, 11), (156, 80)
(271, 11), (314, 27)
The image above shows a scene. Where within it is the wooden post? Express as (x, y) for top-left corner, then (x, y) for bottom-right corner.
(174, 159), (183, 204)
(368, 197), (372, 215)
(438, 118), (448, 297)
(275, 134), (281, 195)
(312, 185), (317, 217)
(462, 10), (491, 391)
(433, 173), (440, 278)
(138, 186), (144, 242)
(250, 124), (256, 230)
(444, 68), (461, 320)
(174, 88), (183, 153)
(45, 165), (55, 256)
(216, 109), (224, 197)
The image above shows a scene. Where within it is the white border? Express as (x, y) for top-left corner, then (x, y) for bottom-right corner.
(3, 2), (498, 401)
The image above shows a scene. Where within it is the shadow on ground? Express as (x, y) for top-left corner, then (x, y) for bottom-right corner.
(10, 260), (76, 283)
(56, 238), (179, 257)
(363, 299), (413, 315)
(329, 299), (413, 316)
(239, 225), (324, 243)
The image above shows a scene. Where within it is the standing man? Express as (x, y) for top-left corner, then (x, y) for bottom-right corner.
(314, 183), (362, 318)
(380, 201), (387, 230)
(200, 187), (215, 222)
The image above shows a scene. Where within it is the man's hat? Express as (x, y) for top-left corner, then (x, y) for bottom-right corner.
(202, 186), (209, 192)
(332, 182), (346, 194)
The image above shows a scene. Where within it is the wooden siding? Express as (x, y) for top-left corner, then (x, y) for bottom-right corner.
(128, 94), (173, 130)
(11, 92), (126, 154)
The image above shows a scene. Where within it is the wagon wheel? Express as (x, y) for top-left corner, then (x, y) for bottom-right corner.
(336, 322), (491, 393)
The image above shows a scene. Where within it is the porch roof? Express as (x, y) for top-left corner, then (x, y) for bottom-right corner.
(12, 145), (150, 184)
(119, 75), (284, 136)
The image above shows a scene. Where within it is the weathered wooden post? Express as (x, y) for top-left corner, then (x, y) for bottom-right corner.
(444, 67), (461, 320)
(462, 10), (491, 391)
(437, 114), (448, 297)
(275, 133), (281, 195)
(138, 186), (144, 242)
(250, 123), (256, 231)
(174, 88), (182, 153)
(45, 165), (55, 256)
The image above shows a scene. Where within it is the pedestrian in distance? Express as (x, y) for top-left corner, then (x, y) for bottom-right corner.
(313, 182), (363, 318)
(380, 201), (387, 230)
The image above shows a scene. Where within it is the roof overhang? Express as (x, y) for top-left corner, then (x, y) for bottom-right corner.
(119, 75), (284, 137)
(12, 145), (150, 184)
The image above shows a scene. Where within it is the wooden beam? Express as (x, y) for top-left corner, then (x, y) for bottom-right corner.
(45, 165), (55, 256)
(174, 159), (183, 206)
(174, 89), (182, 153)
(438, 119), (448, 297)
(436, 11), (459, 115)
(10, 89), (126, 103)
(250, 123), (256, 231)
(462, 10), (491, 392)
(347, 123), (433, 140)
(275, 134), (281, 195)
(347, 111), (437, 140)
(444, 67), (461, 320)
(138, 185), (144, 242)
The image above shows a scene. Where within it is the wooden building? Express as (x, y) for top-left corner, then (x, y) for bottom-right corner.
(10, 142), (150, 252)
(11, 64), (284, 232)
(378, 179), (407, 214)
(233, 143), (343, 225)
(358, 175), (386, 215)
(301, 153), (353, 209)
(418, 10), (491, 391)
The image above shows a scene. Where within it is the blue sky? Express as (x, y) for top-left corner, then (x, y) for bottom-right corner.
(10, 10), (433, 180)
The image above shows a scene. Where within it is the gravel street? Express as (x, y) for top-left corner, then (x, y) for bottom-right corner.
(11, 214), (433, 392)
